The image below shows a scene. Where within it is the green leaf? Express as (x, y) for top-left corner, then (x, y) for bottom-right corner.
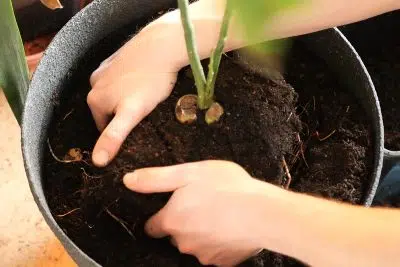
(231, 0), (302, 42)
(0, 0), (29, 124)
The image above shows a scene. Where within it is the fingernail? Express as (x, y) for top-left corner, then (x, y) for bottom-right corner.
(123, 171), (138, 188)
(93, 150), (109, 167)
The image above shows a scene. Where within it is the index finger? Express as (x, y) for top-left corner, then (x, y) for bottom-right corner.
(123, 164), (196, 193)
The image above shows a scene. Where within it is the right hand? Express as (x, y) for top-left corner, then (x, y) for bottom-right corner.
(88, 25), (180, 167)
(124, 160), (270, 266)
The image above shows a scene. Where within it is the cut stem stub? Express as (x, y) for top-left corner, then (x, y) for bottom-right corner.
(175, 94), (198, 124)
(205, 102), (224, 125)
(175, 94), (224, 124)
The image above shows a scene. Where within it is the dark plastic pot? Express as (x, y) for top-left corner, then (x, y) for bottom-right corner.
(22, 0), (384, 265)
(340, 12), (400, 204)
(374, 150), (400, 203)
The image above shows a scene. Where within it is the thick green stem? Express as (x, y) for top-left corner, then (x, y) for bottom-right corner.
(205, 1), (233, 103)
(0, 0), (29, 124)
(177, 0), (208, 109)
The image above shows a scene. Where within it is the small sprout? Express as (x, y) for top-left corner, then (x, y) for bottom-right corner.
(64, 148), (83, 161)
(205, 102), (224, 125)
(40, 0), (63, 10)
(175, 94), (198, 124)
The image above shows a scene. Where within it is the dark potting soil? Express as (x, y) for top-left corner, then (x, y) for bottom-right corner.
(44, 29), (373, 267)
(341, 11), (400, 151)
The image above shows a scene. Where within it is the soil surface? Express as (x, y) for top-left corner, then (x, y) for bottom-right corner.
(44, 27), (373, 266)
(341, 11), (400, 151)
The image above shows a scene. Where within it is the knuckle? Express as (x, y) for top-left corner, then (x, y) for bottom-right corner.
(161, 215), (175, 233)
(177, 243), (193, 254)
(119, 100), (138, 114)
(86, 90), (98, 107)
(103, 124), (124, 142)
(226, 161), (244, 171)
(198, 256), (211, 266)
(89, 72), (97, 86)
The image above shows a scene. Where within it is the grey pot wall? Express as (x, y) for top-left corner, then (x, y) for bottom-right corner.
(340, 12), (400, 203)
(22, 0), (384, 266)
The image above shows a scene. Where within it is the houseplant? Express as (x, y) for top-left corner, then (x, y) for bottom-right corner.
(1, 0), (386, 266)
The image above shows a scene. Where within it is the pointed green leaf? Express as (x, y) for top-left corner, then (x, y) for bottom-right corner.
(0, 0), (29, 124)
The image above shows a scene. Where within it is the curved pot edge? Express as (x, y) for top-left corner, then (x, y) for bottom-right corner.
(21, 0), (178, 266)
(20, 0), (384, 265)
(323, 28), (384, 206)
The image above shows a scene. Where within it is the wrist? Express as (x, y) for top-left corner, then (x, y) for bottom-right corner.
(140, 0), (242, 72)
(243, 181), (294, 251)
(140, 15), (189, 71)
(131, 21), (188, 72)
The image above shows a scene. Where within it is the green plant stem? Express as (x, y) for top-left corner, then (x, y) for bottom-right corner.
(205, 2), (233, 103)
(0, 0), (29, 124)
(177, 0), (208, 109)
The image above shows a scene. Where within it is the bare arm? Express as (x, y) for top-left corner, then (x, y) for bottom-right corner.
(145, 0), (400, 69)
(255, 185), (400, 267)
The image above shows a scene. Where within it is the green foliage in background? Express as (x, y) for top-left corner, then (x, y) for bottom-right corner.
(231, 0), (302, 43)
(231, 0), (304, 65)
(0, 0), (30, 124)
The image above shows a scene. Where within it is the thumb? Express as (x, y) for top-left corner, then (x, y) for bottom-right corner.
(92, 93), (155, 167)
(123, 163), (203, 193)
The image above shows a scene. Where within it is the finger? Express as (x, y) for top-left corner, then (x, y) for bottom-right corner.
(89, 107), (109, 131)
(92, 103), (146, 167)
(123, 162), (202, 193)
(124, 160), (241, 193)
(144, 207), (169, 239)
(87, 91), (112, 131)
(90, 51), (121, 86)
(91, 73), (175, 167)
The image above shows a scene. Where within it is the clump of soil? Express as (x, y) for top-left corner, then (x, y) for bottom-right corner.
(341, 11), (400, 151)
(283, 44), (373, 202)
(44, 29), (373, 267)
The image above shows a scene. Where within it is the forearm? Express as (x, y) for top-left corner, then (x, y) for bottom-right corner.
(140, 0), (399, 70)
(256, 184), (400, 267)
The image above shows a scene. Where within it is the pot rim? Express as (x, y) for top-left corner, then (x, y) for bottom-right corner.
(21, 0), (384, 266)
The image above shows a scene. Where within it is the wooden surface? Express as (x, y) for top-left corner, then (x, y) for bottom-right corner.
(0, 91), (77, 267)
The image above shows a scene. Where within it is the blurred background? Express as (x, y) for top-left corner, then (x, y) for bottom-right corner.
(0, 1), (91, 266)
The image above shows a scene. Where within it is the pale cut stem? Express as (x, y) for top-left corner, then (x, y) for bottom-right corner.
(205, 2), (233, 103)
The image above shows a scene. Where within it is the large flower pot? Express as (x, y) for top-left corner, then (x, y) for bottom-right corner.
(22, 0), (385, 266)
(340, 11), (400, 204)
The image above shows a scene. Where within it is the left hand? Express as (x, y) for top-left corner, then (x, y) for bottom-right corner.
(123, 160), (270, 266)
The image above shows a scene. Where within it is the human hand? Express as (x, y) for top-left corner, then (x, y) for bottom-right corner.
(88, 25), (182, 167)
(123, 160), (271, 266)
